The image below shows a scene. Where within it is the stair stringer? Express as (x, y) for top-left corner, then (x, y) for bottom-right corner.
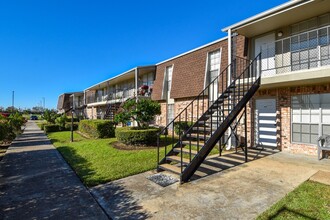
(180, 78), (260, 182)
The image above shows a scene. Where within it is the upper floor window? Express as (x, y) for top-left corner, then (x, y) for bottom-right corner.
(291, 13), (330, 35)
(208, 50), (221, 82)
(165, 65), (173, 94)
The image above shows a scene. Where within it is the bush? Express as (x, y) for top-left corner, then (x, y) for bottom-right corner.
(64, 123), (79, 131)
(174, 121), (193, 136)
(79, 120), (115, 138)
(39, 123), (47, 130)
(44, 124), (61, 133)
(115, 127), (160, 146)
(66, 117), (80, 123)
(55, 114), (67, 128)
(115, 98), (161, 129)
(0, 122), (15, 141)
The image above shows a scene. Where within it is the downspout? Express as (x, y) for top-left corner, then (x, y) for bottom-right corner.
(134, 68), (139, 127)
(227, 28), (232, 150)
(135, 68), (138, 102)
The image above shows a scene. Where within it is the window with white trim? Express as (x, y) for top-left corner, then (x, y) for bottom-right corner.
(292, 93), (330, 144)
(167, 104), (174, 125)
(163, 65), (173, 99)
(208, 50), (221, 83)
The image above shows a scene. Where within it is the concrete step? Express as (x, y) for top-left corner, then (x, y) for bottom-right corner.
(158, 164), (181, 175)
(173, 147), (198, 155)
(166, 156), (190, 165)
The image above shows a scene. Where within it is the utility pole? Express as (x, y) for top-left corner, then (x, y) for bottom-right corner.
(12, 91), (14, 112)
(42, 97), (45, 111)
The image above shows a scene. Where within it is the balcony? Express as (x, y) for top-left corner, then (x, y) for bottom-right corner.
(86, 88), (137, 105)
(260, 25), (330, 77)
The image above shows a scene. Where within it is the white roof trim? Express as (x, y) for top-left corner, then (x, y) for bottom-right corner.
(222, 0), (313, 32)
(156, 36), (227, 65)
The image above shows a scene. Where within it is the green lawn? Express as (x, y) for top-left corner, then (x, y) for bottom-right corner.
(257, 181), (330, 220)
(48, 131), (164, 187)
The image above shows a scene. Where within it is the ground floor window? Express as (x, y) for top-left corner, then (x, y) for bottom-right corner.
(167, 104), (174, 125)
(292, 93), (330, 144)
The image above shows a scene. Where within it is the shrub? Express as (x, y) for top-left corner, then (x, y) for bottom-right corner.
(174, 121), (194, 136)
(115, 98), (161, 129)
(8, 112), (25, 132)
(64, 123), (79, 131)
(55, 114), (67, 128)
(66, 117), (80, 123)
(0, 122), (15, 141)
(43, 109), (58, 124)
(44, 124), (61, 133)
(39, 122), (47, 130)
(115, 127), (160, 146)
(79, 120), (115, 138)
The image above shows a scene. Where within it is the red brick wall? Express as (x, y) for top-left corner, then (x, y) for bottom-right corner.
(247, 83), (330, 156)
(152, 35), (246, 101)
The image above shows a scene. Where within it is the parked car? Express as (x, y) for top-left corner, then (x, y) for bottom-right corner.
(30, 115), (38, 120)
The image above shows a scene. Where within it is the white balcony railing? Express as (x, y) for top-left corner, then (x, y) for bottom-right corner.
(86, 88), (137, 104)
(259, 25), (330, 77)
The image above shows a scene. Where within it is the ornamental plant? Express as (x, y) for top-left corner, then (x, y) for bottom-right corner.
(114, 98), (161, 129)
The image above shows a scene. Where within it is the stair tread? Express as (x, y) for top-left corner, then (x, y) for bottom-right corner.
(173, 148), (198, 155)
(182, 140), (205, 146)
(167, 155), (190, 164)
(158, 164), (181, 174)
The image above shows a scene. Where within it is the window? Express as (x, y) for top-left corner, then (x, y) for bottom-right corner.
(164, 66), (173, 99)
(141, 72), (155, 87)
(208, 50), (220, 83)
(167, 104), (174, 124)
(292, 93), (330, 144)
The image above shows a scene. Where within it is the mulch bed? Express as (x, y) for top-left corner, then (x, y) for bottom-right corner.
(112, 141), (157, 151)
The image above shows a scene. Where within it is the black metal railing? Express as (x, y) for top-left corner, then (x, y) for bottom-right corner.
(157, 55), (260, 172)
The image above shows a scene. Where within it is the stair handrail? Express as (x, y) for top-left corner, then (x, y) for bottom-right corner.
(157, 56), (251, 137)
(157, 56), (252, 165)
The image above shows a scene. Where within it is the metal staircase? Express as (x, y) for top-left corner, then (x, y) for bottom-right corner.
(104, 103), (120, 120)
(157, 54), (261, 183)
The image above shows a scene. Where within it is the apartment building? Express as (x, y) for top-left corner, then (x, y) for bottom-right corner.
(223, 0), (330, 155)
(84, 66), (156, 120)
(57, 92), (84, 117)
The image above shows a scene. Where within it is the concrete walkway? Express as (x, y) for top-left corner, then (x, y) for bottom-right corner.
(91, 149), (330, 219)
(0, 121), (108, 219)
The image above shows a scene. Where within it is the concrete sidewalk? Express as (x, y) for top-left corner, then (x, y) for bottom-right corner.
(91, 149), (330, 219)
(0, 121), (108, 219)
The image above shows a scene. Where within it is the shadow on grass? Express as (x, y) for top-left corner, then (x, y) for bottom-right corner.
(56, 145), (151, 219)
(267, 205), (317, 220)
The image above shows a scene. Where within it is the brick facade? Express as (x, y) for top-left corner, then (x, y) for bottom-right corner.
(246, 83), (330, 156)
(152, 35), (246, 131)
(152, 35), (246, 101)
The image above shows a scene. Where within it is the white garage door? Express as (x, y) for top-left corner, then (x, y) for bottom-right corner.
(255, 99), (277, 147)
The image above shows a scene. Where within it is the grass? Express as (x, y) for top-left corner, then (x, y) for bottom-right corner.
(257, 181), (330, 220)
(48, 131), (165, 187)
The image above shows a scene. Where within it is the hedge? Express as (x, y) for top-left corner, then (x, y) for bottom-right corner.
(64, 123), (79, 131)
(115, 127), (160, 146)
(174, 121), (193, 136)
(79, 120), (115, 138)
(44, 124), (61, 133)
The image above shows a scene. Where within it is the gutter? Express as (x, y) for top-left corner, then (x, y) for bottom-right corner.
(221, 0), (312, 32)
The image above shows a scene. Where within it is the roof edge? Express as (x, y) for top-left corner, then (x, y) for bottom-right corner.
(84, 65), (155, 91)
(221, 0), (310, 32)
(156, 36), (227, 65)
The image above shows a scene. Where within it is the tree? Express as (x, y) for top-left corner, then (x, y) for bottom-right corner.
(43, 109), (58, 124)
(115, 98), (161, 129)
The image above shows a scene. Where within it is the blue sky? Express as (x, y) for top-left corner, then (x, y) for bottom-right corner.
(0, 0), (287, 109)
